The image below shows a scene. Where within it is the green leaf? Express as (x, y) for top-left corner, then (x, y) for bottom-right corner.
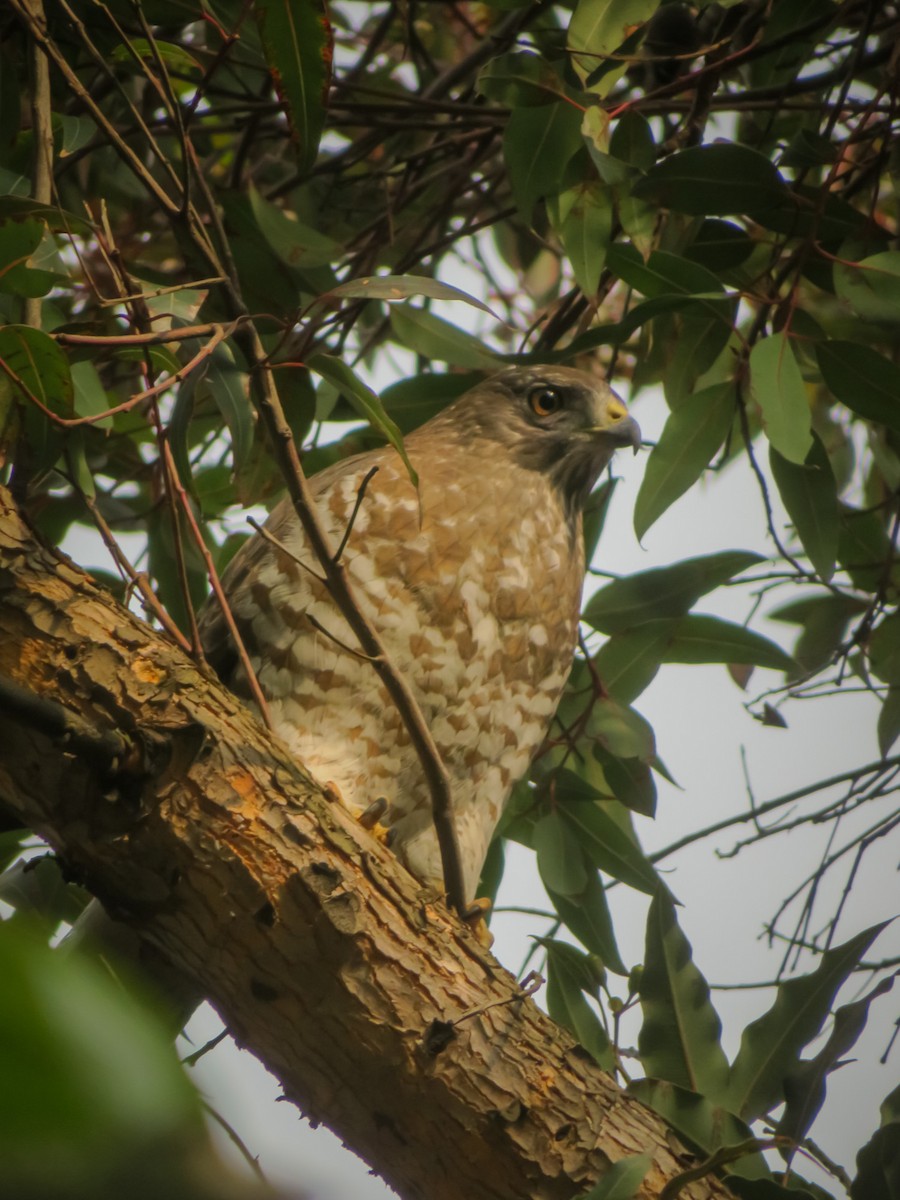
(584, 550), (763, 633)
(204, 340), (254, 476)
(878, 689), (900, 756)
(724, 921), (890, 1121)
(851, 1081), (900, 1200)
(547, 869), (627, 975)
(477, 51), (570, 107)
(251, 0), (332, 174)
(628, 1079), (769, 1178)
(389, 304), (502, 370)
(567, 0), (658, 90)
(248, 185), (342, 269)
(0, 217), (53, 297)
(769, 434), (838, 582)
(609, 110), (655, 171)
(548, 181), (612, 297)
(110, 37), (202, 75)
(657, 614), (794, 672)
(663, 313), (734, 410)
(593, 746), (657, 818)
(593, 624), (671, 703)
(544, 939), (613, 1070)
(816, 340), (900, 435)
(575, 1153), (653, 1200)
(769, 594), (863, 680)
(381, 371), (478, 433)
(502, 102), (583, 222)
(686, 219), (755, 272)
(325, 274), (496, 315)
(534, 811), (589, 896)
(0, 922), (204, 1196)
(834, 250), (900, 325)
(0, 324), (72, 414)
(632, 144), (786, 216)
(0, 196), (93, 236)
(562, 800), (660, 892)
(776, 973), (896, 1154)
(838, 505), (899, 595)
(589, 696), (655, 761)
(749, 333), (812, 465)
(634, 381), (735, 539)
(607, 243), (726, 300)
(868, 612), (900, 685)
(70, 360), (112, 429)
(638, 889), (730, 1099)
(306, 354), (417, 486)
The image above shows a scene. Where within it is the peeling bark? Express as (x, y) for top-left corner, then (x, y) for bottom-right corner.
(0, 486), (738, 1200)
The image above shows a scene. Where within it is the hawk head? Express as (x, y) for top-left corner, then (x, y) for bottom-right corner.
(448, 365), (641, 517)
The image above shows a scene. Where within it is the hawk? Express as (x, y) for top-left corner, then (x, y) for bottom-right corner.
(199, 366), (639, 903)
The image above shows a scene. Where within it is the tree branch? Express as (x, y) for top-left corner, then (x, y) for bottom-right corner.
(0, 484), (740, 1200)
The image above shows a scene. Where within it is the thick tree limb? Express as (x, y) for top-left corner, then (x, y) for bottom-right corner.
(0, 485), (738, 1200)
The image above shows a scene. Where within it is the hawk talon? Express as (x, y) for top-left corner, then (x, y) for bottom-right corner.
(462, 897), (494, 948)
(359, 797), (391, 844)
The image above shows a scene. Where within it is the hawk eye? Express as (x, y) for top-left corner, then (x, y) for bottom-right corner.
(529, 385), (564, 418)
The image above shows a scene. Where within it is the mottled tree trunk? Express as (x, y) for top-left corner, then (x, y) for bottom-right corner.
(0, 486), (737, 1200)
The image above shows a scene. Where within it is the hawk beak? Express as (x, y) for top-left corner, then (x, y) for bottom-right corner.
(592, 397), (642, 454)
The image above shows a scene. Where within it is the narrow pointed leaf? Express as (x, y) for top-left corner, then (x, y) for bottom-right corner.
(477, 51), (570, 107)
(584, 550), (763, 633)
(567, 0), (657, 88)
(769, 434), (838, 581)
(547, 870), (627, 975)
(725, 921), (890, 1121)
(816, 340), (900, 435)
(632, 143), (786, 215)
(389, 305), (502, 370)
(544, 939), (613, 1069)
(0, 325), (73, 416)
(503, 102), (583, 221)
(851, 1081), (900, 1200)
(535, 811), (589, 896)
(593, 747), (656, 818)
(561, 802), (660, 893)
(306, 354), (417, 486)
(252, 0), (333, 174)
(550, 182), (612, 297)
(659, 614), (795, 672)
(776, 973), (896, 1153)
(749, 333), (812, 465)
(834, 250), (900, 324)
(635, 381), (735, 539)
(325, 274), (496, 314)
(593, 625), (669, 703)
(638, 889), (729, 1099)
(205, 341), (254, 476)
(576, 1153), (652, 1200)
(628, 1079), (769, 1178)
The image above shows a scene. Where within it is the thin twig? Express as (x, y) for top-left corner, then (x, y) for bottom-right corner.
(333, 466), (379, 564)
(160, 440), (274, 730)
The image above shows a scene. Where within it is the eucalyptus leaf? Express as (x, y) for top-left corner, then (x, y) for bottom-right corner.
(769, 434), (838, 582)
(638, 889), (730, 1100)
(634, 381), (734, 539)
(724, 921), (890, 1121)
(749, 333), (813, 465)
(251, 0), (332, 173)
(584, 550), (763, 633)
